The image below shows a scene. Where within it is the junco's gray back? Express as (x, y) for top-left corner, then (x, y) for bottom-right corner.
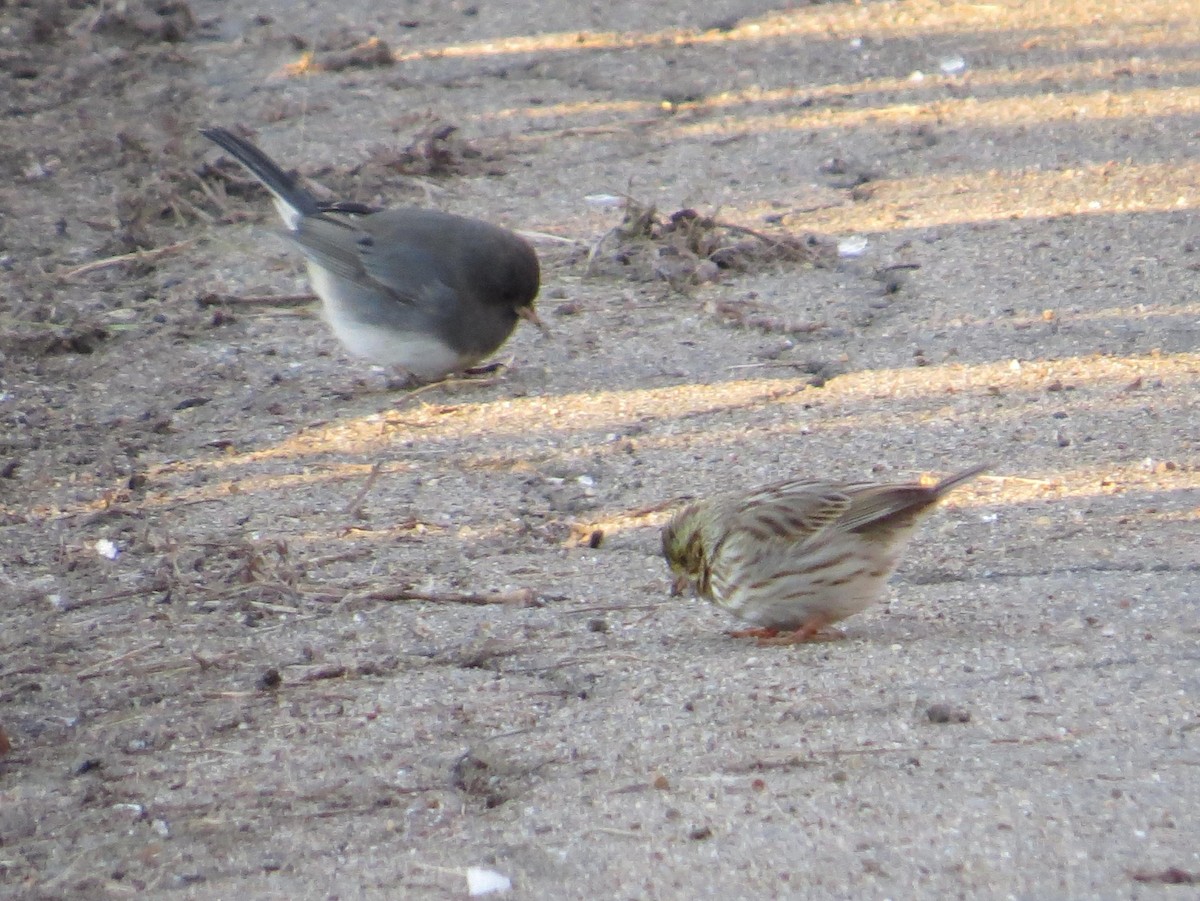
(202, 127), (541, 381)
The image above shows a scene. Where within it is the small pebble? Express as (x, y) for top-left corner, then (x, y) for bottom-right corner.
(926, 703), (971, 724)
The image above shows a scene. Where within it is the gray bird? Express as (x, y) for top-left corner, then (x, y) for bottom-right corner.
(201, 127), (542, 382)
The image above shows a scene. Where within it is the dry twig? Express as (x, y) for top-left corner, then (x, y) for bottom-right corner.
(59, 239), (194, 280)
(197, 292), (316, 307)
(359, 587), (541, 607)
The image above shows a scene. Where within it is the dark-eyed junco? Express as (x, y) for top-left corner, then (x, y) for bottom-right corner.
(201, 127), (541, 382)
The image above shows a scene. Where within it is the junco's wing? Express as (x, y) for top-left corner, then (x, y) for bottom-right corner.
(289, 214), (459, 317)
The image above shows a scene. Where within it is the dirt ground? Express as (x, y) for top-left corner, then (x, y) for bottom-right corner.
(2, 0), (1199, 897)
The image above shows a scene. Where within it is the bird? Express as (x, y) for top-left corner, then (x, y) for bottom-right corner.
(200, 126), (542, 383)
(661, 464), (987, 644)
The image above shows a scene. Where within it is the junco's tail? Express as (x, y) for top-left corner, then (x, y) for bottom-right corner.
(201, 127), (321, 229)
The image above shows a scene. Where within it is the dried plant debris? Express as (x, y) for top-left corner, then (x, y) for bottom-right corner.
(161, 537), (310, 611)
(0, 309), (110, 358)
(32, 535), (318, 614)
(449, 747), (541, 809)
(1131, 868), (1198, 885)
(86, 0), (197, 45)
(198, 151), (276, 206)
(707, 296), (827, 339)
(817, 156), (878, 191)
(358, 122), (507, 179)
(283, 33), (394, 74)
(451, 749), (516, 808)
(23, 0), (71, 45)
(584, 199), (835, 288)
(63, 124), (215, 256)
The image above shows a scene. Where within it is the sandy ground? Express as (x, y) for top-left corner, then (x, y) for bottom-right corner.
(2, 0), (1199, 898)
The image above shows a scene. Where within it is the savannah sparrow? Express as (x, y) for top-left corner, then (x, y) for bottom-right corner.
(661, 464), (987, 643)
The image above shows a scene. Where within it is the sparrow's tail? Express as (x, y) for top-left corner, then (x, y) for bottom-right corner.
(932, 463), (990, 497)
(201, 127), (321, 229)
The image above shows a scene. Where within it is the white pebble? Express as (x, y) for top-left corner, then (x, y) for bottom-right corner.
(467, 867), (512, 895)
(837, 236), (869, 257)
(939, 55), (967, 75)
(584, 194), (624, 208)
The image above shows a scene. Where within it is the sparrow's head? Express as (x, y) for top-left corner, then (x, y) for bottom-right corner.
(661, 504), (708, 597)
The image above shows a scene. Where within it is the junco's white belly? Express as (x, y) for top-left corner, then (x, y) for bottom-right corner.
(308, 264), (464, 379)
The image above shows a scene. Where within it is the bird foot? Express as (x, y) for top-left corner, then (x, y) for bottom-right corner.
(729, 625), (847, 646)
(756, 627), (847, 646)
(390, 370), (505, 406)
(728, 627), (780, 640)
(463, 360), (509, 376)
(327, 370), (423, 397)
(385, 371), (424, 391)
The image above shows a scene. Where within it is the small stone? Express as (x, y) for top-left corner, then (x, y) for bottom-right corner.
(926, 703), (970, 724)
